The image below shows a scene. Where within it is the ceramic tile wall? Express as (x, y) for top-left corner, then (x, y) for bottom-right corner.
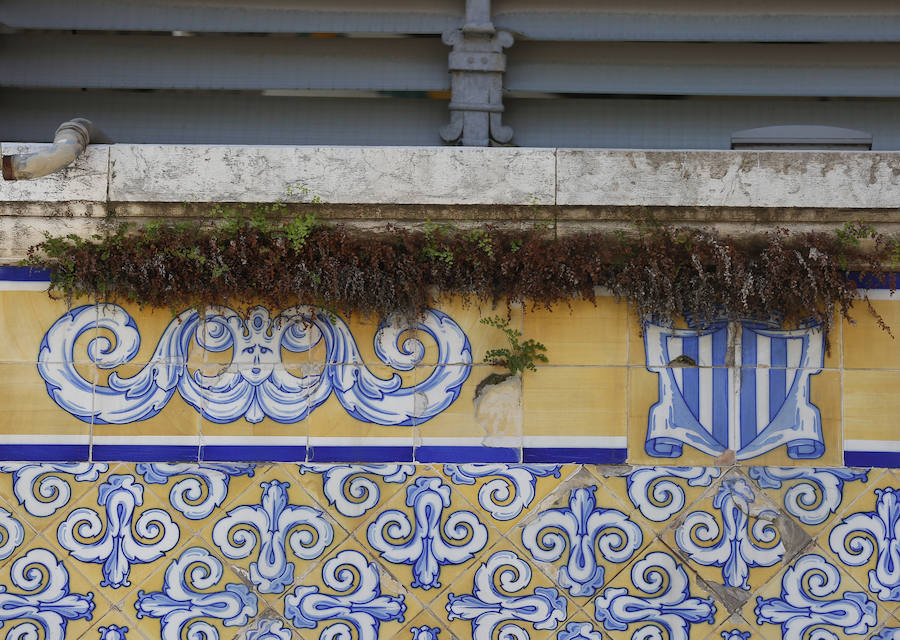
(1, 278), (897, 466)
(0, 462), (897, 639)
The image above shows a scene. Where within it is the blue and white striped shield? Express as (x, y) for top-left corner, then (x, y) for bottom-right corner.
(644, 321), (824, 461)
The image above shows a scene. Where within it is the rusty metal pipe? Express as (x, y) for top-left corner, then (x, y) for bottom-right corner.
(2, 119), (93, 180)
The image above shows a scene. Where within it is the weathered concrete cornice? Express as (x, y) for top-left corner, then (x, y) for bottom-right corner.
(3, 144), (900, 209)
(0, 143), (898, 260)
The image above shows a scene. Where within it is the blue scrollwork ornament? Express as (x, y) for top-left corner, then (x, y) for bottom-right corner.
(594, 551), (716, 640)
(57, 474), (180, 588)
(754, 553), (877, 639)
(366, 477), (488, 589)
(442, 464), (562, 521)
(284, 549), (406, 640)
(135, 546), (257, 640)
(446, 549), (567, 640)
(626, 467), (720, 522)
(521, 485), (643, 597)
(828, 487), (900, 602)
(748, 467), (868, 526)
(211, 480), (333, 594)
(38, 304), (471, 426)
(0, 463), (108, 517)
(674, 478), (784, 590)
(136, 462), (256, 520)
(297, 464), (416, 517)
(0, 548), (95, 640)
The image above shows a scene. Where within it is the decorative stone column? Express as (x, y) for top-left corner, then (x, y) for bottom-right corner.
(440, 0), (513, 146)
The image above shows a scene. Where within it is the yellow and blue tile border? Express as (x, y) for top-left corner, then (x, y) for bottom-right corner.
(1, 265), (900, 638)
(0, 461), (898, 639)
(0, 266), (897, 468)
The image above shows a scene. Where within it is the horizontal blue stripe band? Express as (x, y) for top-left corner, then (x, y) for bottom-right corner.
(92, 445), (198, 462)
(0, 266), (50, 281)
(846, 271), (899, 290)
(415, 446), (519, 463)
(308, 445), (414, 463)
(845, 450), (900, 468)
(523, 447), (627, 464)
(201, 445), (307, 462)
(0, 444), (89, 461)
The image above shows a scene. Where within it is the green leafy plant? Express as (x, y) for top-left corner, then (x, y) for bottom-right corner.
(481, 315), (548, 375)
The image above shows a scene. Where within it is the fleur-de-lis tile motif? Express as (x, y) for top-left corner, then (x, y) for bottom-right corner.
(626, 467), (720, 522)
(748, 467), (868, 526)
(442, 464), (562, 521)
(446, 549), (567, 640)
(754, 553), (877, 639)
(98, 624), (128, 640)
(0, 508), (24, 561)
(57, 474), (180, 588)
(411, 625), (441, 640)
(0, 463), (109, 517)
(367, 477), (489, 589)
(521, 485), (643, 597)
(284, 549), (406, 640)
(557, 621), (604, 640)
(720, 631), (750, 640)
(298, 464), (416, 517)
(136, 463), (256, 520)
(0, 548), (94, 640)
(829, 486), (900, 601)
(674, 478), (784, 590)
(594, 551), (716, 640)
(245, 618), (293, 640)
(135, 546), (257, 640)
(873, 628), (900, 640)
(211, 480), (333, 594)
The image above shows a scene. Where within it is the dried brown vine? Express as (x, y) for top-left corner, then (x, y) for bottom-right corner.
(23, 214), (898, 343)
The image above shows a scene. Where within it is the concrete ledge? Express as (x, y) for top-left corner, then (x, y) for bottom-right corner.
(2, 144), (900, 210)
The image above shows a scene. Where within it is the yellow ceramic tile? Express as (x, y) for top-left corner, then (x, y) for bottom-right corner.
(195, 465), (349, 604)
(0, 462), (125, 537)
(0, 291), (96, 363)
(436, 463), (578, 533)
(441, 537), (575, 640)
(0, 362), (93, 439)
(704, 613), (761, 640)
(308, 364), (418, 454)
(91, 364), (202, 441)
(51, 471), (189, 600)
(95, 301), (205, 366)
(523, 366), (627, 438)
(415, 364), (513, 444)
(0, 537), (114, 640)
(659, 470), (788, 595)
(398, 609), (452, 640)
(354, 472), (502, 605)
(523, 296), (628, 366)
(821, 470), (900, 615)
(743, 544), (883, 639)
(125, 461), (261, 537)
(416, 297), (524, 367)
(85, 609), (151, 640)
(843, 298), (900, 369)
(743, 368), (842, 467)
(122, 538), (260, 639)
(0, 491), (37, 573)
(749, 465), (878, 539)
(592, 540), (728, 639)
(282, 537), (423, 640)
(844, 370), (900, 443)
(295, 462), (416, 535)
(599, 467), (727, 545)
(507, 467), (651, 608)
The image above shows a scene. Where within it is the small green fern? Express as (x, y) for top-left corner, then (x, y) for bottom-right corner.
(481, 315), (548, 375)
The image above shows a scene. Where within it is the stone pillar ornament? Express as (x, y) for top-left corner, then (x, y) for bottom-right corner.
(440, 0), (513, 146)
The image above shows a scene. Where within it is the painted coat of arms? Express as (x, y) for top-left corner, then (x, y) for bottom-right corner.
(644, 320), (825, 461)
